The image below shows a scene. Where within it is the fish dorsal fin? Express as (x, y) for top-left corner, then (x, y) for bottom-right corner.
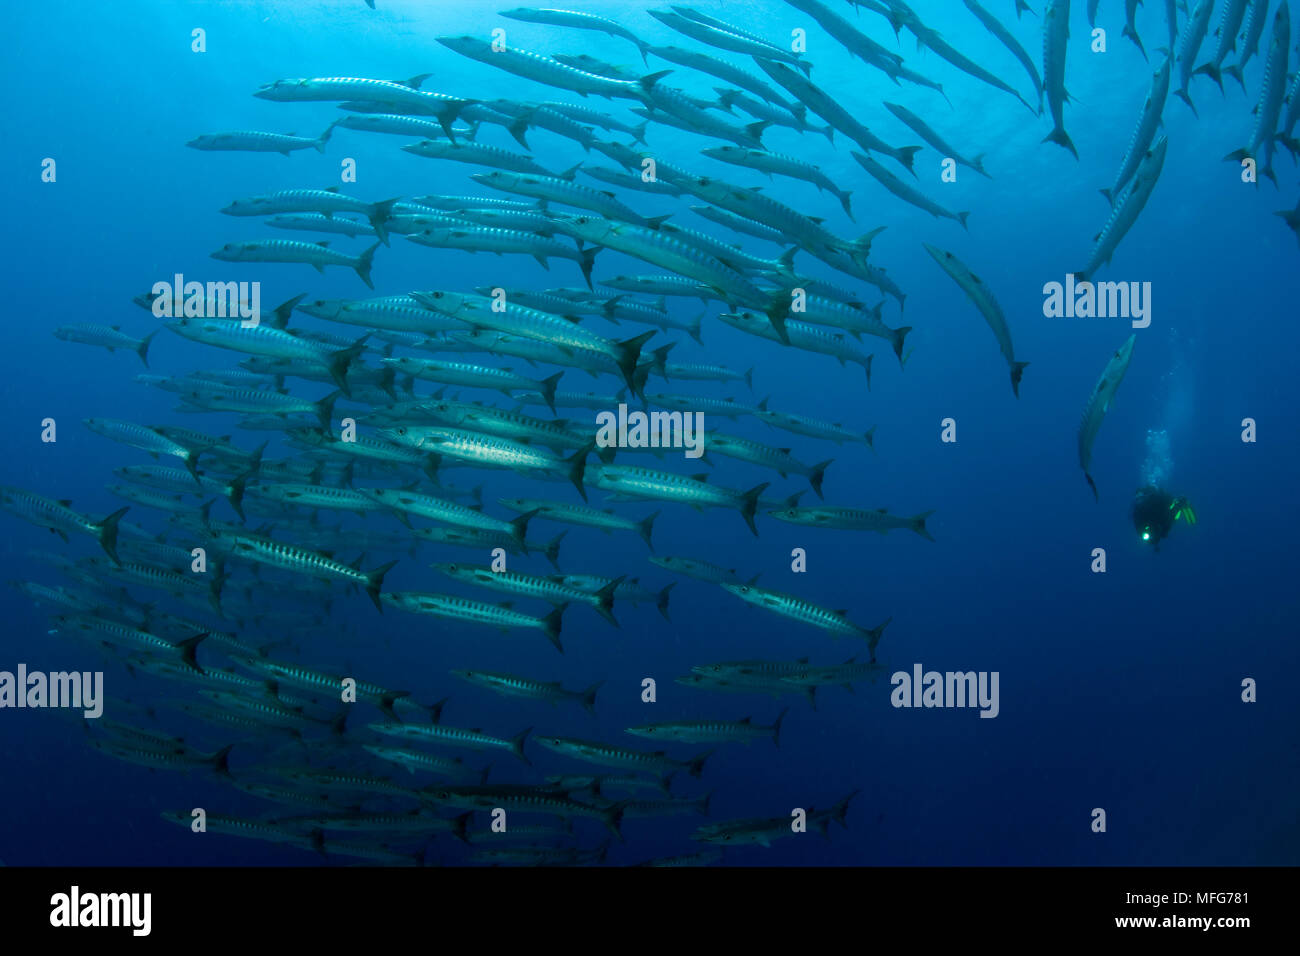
(326, 186), (340, 193)
(316, 240), (330, 248)
(691, 473), (709, 482)
(498, 601), (514, 609)
(740, 716), (751, 723)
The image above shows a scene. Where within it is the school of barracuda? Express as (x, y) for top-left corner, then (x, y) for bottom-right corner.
(12, 0), (1299, 865)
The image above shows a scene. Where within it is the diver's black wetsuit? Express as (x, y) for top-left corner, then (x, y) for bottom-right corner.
(1133, 485), (1188, 550)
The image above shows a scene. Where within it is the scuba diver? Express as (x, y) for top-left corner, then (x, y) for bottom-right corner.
(1132, 485), (1196, 551)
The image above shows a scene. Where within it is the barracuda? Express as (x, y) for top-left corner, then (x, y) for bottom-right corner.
(1078, 334), (1137, 501)
(589, 463), (768, 536)
(768, 505), (935, 540)
(361, 745), (469, 779)
(422, 782), (626, 838)
(720, 583), (891, 659)
(51, 614), (207, 671)
(216, 532), (395, 611)
(234, 655), (409, 716)
(1042, 0), (1076, 157)
(54, 324), (156, 366)
(433, 562), (624, 628)
(703, 433), (832, 498)
(1103, 57), (1172, 205)
(83, 418), (206, 479)
(754, 60), (920, 172)
(701, 145), (853, 217)
(253, 75), (473, 139)
(1173, 0), (1215, 115)
(400, 137), (552, 174)
(406, 226), (598, 287)
(471, 169), (659, 225)
(923, 244), (1027, 396)
(369, 718), (532, 763)
(534, 734), (712, 779)
(1077, 136), (1168, 281)
(210, 239), (382, 290)
(411, 290), (654, 392)
(649, 555), (758, 586)
(369, 488), (538, 540)
(0, 487), (130, 564)
(166, 317), (366, 395)
(1224, 2), (1291, 185)
(547, 216), (788, 335)
(500, 497), (658, 550)
(451, 668), (603, 715)
(436, 35), (661, 99)
(179, 386), (339, 429)
(381, 591), (566, 652)
(718, 311), (874, 390)
(627, 709), (786, 747)
(382, 425), (592, 499)
(220, 187), (399, 244)
(187, 127), (332, 155)
(882, 102), (990, 178)
(853, 152), (969, 229)
(381, 357), (563, 413)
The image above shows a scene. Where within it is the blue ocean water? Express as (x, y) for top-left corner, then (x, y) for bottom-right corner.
(2, 0), (1297, 866)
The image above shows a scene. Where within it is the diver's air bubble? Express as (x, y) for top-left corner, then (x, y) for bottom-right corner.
(1140, 428), (1172, 487)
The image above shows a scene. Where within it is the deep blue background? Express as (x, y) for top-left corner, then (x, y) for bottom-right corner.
(1, 0), (1297, 866)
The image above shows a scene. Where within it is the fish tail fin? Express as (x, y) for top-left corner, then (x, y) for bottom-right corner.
(177, 632), (208, 673)
(836, 188), (854, 219)
(863, 425), (877, 451)
(1041, 127), (1078, 159)
(1085, 472), (1099, 502)
(1122, 25), (1147, 61)
(377, 691), (409, 722)
(808, 460), (833, 500)
(539, 371), (564, 414)
(772, 706), (789, 748)
(509, 508), (541, 551)
(209, 743), (234, 778)
(896, 144), (922, 174)
(227, 470), (252, 523)
(315, 389), (341, 429)
(1099, 186), (1114, 205)
(581, 680), (603, 716)
(688, 749), (712, 778)
(892, 326), (912, 367)
(593, 575), (623, 628)
(364, 560), (398, 612)
(565, 443), (593, 502)
(542, 605), (566, 653)
(137, 330), (156, 368)
(632, 120), (650, 145)
(862, 353), (873, 391)
(637, 510), (659, 551)
(1223, 64), (1245, 92)
(315, 124), (333, 152)
(1173, 87), (1198, 118)
(912, 510), (936, 542)
(656, 581), (675, 622)
(326, 335), (369, 397)
(543, 530), (566, 570)
(271, 292), (305, 329)
(354, 241), (381, 288)
(973, 153), (991, 178)
(765, 295), (792, 345)
(510, 726), (532, 764)
(614, 329), (657, 395)
(451, 812), (473, 844)
(738, 482), (770, 537)
(603, 802), (627, 842)
(1011, 360), (1029, 397)
(832, 788), (860, 828)
(95, 506), (130, 566)
(957, 210), (971, 231)
(864, 616), (891, 662)
(1192, 62), (1223, 93)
